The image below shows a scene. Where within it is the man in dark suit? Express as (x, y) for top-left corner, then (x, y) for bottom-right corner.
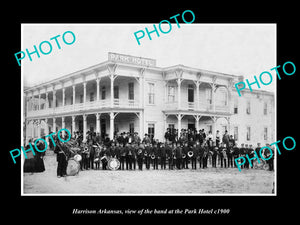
(159, 143), (167, 169)
(232, 143), (240, 168)
(175, 142), (182, 169)
(191, 142), (199, 169)
(144, 143), (151, 170)
(136, 143), (144, 170)
(182, 142), (189, 169)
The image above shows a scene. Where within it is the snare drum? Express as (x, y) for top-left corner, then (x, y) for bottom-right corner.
(66, 159), (80, 176)
(74, 154), (82, 162)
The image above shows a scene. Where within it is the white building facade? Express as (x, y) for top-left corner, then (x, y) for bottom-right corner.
(23, 52), (275, 146)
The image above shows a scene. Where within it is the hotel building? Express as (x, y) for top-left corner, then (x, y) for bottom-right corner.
(23, 52), (275, 146)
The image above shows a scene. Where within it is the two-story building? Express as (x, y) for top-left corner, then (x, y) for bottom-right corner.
(23, 52), (275, 146)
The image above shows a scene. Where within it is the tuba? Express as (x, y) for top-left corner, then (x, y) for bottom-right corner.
(151, 153), (155, 159)
(187, 151), (194, 158)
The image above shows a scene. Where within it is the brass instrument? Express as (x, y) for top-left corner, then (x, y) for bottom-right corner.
(187, 151), (194, 158)
(182, 153), (186, 159)
(151, 153), (155, 159)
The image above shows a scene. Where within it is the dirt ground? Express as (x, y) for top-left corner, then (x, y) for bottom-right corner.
(23, 151), (275, 195)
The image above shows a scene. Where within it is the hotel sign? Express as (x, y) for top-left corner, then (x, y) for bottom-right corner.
(108, 52), (156, 67)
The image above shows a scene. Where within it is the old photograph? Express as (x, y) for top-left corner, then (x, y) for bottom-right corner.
(21, 24), (276, 195)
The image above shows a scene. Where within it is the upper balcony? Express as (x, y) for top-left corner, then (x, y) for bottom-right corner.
(26, 98), (140, 118)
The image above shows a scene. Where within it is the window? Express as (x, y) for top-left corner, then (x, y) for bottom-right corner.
(148, 83), (155, 104)
(246, 101), (251, 114)
(246, 126), (251, 141)
(234, 126), (238, 141)
(101, 86), (106, 100)
(264, 102), (268, 115)
(234, 99), (238, 114)
(188, 84), (194, 102)
(148, 123), (155, 140)
(128, 83), (134, 100)
(80, 94), (83, 103)
(114, 86), (119, 99)
(264, 127), (268, 140)
(90, 92), (94, 102)
(206, 88), (212, 104)
(168, 86), (175, 102)
(129, 123), (134, 134)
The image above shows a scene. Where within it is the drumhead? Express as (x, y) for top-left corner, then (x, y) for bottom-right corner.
(67, 159), (80, 176)
(107, 158), (120, 170)
(74, 154), (82, 162)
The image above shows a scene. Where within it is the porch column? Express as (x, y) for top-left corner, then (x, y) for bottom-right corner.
(53, 117), (56, 133)
(83, 114), (87, 142)
(31, 120), (34, 139)
(62, 116), (65, 137)
(45, 118), (49, 144)
(83, 82), (86, 105)
(195, 81), (200, 110)
(139, 111), (144, 138)
(96, 113), (101, 134)
(212, 84), (216, 112)
(96, 77), (100, 102)
(212, 116), (217, 141)
(177, 113), (182, 138)
(72, 85), (76, 106)
(72, 115), (76, 136)
(38, 92), (41, 110)
(37, 119), (41, 138)
(53, 89), (56, 108)
(177, 78), (182, 109)
(110, 75), (114, 108)
(62, 87), (65, 107)
(45, 92), (48, 109)
(109, 112), (114, 140)
(194, 115), (201, 132)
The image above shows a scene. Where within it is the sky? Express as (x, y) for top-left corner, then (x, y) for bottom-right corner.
(22, 23), (276, 92)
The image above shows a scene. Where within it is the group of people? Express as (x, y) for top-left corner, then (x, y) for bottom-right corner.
(49, 128), (274, 177)
(23, 128), (274, 177)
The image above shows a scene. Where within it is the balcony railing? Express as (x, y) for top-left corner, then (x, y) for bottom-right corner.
(165, 101), (230, 113)
(27, 99), (139, 118)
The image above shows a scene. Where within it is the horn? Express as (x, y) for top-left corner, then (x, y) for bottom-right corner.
(151, 154), (155, 159)
(187, 151), (194, 158)
(182, 153), (186, 159)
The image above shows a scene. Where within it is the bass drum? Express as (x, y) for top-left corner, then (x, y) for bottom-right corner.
(107, 158), (120, 171)
(66, 159), (80, 176)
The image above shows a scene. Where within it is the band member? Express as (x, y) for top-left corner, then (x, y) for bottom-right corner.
(119, 144), (126, 170)
(191, 142), (198, 169)
(82, 142), (90, 170)
(248, 144), (254, 168)
(54, 139), (68, 177)
(132, 143), (137, 170)
(94, 145), (101, 170)
(232, 143), (240, 168)
(101, 145), (108, 170)
(151, 143), (159, 170)
(244, 144), (249, 169)
(202, 143), (209, 169)
(125, 143), (133, 170)
(159, 143), (167, 169)
(175, 142), (182, 169)
(137, 143), (144, 170)
(218, 143), (225, 168)
(166, 143), (174, 170)
(226, 145), (234, 168)
(144, 143), (151, 169)
(198, 143), (204, 169)
(182, 142), (189, 169)
(216, 130), (220, 147)
(239, 143), (246, 170)
(212, 143), (218, 168)
(265, 144), (274, 171)
(255, 143), (261, 159)
(89, 144), (95, 170)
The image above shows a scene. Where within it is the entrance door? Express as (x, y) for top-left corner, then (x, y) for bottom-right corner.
(101, 119), (106, 138)
(188, 123), (195, 130)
